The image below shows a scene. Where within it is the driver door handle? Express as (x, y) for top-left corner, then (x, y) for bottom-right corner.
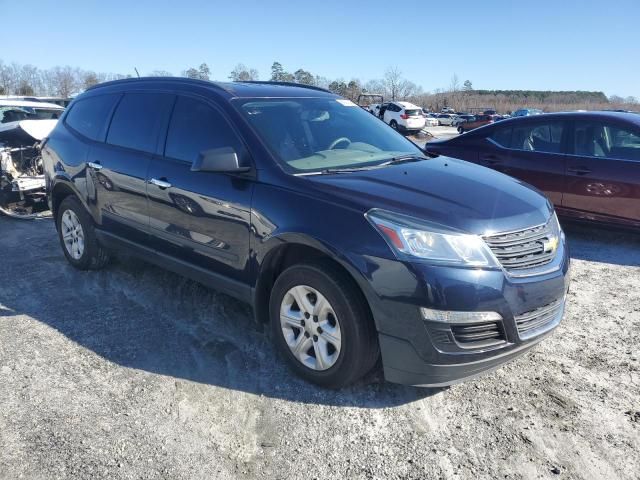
(87, 161), (103, 170)
(149, 178), (172, 189)
(567, 167), (592, 175)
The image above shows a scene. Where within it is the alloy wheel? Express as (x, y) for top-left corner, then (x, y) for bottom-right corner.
(61, 209), (85, 260)
(280, 285), (342, 371)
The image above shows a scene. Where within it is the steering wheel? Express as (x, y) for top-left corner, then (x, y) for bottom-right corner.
(327, 137), (352, 150)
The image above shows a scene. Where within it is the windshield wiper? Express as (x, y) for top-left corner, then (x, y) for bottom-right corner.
(321, 165), (381, 174)
(315, 155), (428, 174)
(379, 154), (428, 166)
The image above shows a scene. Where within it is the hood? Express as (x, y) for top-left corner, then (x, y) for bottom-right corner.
(307, 157), (552, 235)
(0, 119), (57, 146)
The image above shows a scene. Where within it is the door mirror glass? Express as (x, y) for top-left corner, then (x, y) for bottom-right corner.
(191, 147), (250, 173)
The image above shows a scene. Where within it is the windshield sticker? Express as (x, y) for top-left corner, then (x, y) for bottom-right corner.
(336, 99), (357, 107)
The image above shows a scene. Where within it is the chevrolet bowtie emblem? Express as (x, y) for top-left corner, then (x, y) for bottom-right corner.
(542, 236), (559, 253)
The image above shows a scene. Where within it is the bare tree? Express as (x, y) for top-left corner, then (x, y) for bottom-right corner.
(51, 66), (78, 98)
(384, 66), (403, 100)
(182, 63), (210, 80)
(450, 74), (460, 92)
(82, 71), (100, 91)
(148, 70), (173, 77)
(229, 64), (259, 81)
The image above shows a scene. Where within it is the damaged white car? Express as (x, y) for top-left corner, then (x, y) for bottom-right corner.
(0, 119), (57, 218)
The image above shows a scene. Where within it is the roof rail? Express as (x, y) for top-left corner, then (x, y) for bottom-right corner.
(238, 80), (332, 93)
(86, 76), (232, 94)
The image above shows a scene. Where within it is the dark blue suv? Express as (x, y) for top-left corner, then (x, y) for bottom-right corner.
(42, 78), (570, 388)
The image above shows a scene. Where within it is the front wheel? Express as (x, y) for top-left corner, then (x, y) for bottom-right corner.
(270, 262), (379, 388)
(457, 126), (464, 134)
(56, 196), (110, 270)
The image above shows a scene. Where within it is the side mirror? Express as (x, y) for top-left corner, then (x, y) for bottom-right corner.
(191, 147), (251, 173)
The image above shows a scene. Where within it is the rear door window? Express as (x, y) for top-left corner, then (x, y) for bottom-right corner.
(511, 122), (564, 153)
(573, 121), (640, 161)
(106, 93), (175, 153)
(65, 94), (119, 141)
(164, 96), (244, 163)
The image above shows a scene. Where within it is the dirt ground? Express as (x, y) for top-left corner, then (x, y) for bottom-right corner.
(0, 216), (638, 480)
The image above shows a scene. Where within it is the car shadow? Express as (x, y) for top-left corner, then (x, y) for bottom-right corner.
(562, 221), (640, 267)
(0, 218), (441, 408)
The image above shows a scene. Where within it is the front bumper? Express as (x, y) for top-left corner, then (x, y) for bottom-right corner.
(365, 247), (570, 386)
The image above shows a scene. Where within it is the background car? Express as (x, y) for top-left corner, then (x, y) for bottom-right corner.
(383, 101), (426, 132)
(425, 116), (439, 127)
(452, 114), (475, 127)
(512, 108), (543, 117)
(425, 111), (640, 230)
(421, 110), (439, 127)
(0, 99), (64, 123)
(436, 113), (456, 126)
(368, 103), (381, 115)
(456, 114), (494, 133)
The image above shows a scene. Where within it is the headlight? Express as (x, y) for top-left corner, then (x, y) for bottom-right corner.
(366, 209), (499, 267)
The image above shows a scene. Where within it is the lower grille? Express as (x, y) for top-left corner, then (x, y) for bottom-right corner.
(484, 219), (558, 272)
(515, 299), (564, 339)
(450, 321), (506, 349)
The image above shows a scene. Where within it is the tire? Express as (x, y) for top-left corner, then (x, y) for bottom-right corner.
(390, 120), (398, 130)
(269, 262), (379, 388)
(457, 126), (464, 134)
(56, 195), (110, 270)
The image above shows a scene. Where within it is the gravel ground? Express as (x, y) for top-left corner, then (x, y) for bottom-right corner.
(0, 216), (638, 480)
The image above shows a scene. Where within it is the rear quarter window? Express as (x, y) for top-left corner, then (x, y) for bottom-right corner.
(65, 94), (119, 141)
(488, 127), (513, 148)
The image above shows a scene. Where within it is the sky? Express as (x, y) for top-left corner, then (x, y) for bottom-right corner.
(2, 0), (639, 98)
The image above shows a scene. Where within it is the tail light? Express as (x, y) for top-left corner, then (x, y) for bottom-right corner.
(400, 114), (409, 119)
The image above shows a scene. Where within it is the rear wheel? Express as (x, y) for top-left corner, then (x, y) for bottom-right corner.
(270, 262), (379, 388)
(56, 196), (110, 270)
(389, 120), (398, 130)
(457, 126), (464, 134)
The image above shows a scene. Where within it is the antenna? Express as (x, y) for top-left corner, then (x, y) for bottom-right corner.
(134, 67), (140, 78)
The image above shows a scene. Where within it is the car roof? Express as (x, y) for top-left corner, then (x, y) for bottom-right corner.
(85, 77), (338, 100)
(496, 110), (640, 127)
(395, 101), (420, 109)
(0, 99), (64, 109)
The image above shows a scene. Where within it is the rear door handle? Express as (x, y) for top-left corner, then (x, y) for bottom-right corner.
(87, 161), (103, 170)
(567, 167), (592, 175)
(149, 178), (172, 189)
(481, 155), (502, 165)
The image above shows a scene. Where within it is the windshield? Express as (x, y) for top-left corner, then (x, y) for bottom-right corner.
(235, 97), (423, 173)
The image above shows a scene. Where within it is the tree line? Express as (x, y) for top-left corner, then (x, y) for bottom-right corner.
(1, 58), (637, 114)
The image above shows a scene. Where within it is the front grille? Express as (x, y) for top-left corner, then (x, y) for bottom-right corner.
(484, 221), (557, 272)
(515, 299), (564, 339)
(450, 321), (506, 348)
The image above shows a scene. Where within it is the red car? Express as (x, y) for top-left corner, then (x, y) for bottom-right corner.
(457, 114), (495, 133)
(426, 111), (640, 230)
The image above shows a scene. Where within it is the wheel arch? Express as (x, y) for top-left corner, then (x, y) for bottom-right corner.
(253, 236), (379, 333)
(51, 181), (81, 222)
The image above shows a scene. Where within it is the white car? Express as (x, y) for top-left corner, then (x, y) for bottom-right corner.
(383, 101), (426, 132)
(368, 103), (381, 116)
(436, 113), (457, 126)
(424, 115), (439, 127)
(0, 99), (64, 123)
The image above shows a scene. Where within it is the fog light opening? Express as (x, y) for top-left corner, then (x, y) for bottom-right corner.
(420, 308), (503, 324)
